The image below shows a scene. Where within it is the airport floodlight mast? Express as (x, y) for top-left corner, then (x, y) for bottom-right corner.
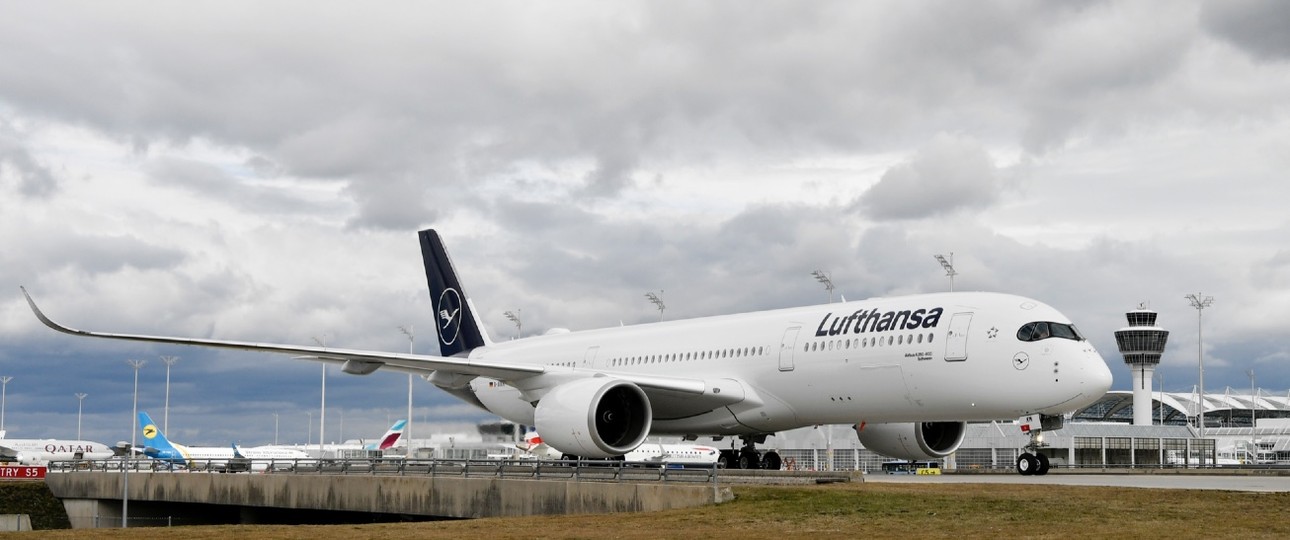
(1113, 304), (1169, 426)
(125, 359), (146, 453)
(934, 253), (957, 292)
(398, 325), (415, 453)
(504, 310), (522, 339)
(76, 393), (88, 440)
(1248, 369), (1256, 427)
(312, 334), (331, 454)
(811, 270), (835, 303)
(1184, 293), (1214, 436)
(0, 376), (11, 432)
(160, 355), (178, 434)
(645, 291), (665, 321)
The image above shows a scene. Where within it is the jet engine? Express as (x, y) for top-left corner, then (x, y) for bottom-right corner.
(533, 377), (652, 459)
(854, 421), (966, 461)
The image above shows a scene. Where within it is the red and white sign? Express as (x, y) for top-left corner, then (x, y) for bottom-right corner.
(0, 466), (47, 479)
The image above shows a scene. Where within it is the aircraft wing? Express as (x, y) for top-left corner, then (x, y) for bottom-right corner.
(21, 287), (544, 381)
(0, 445), (18, 459)
(21, 287), (712, 397)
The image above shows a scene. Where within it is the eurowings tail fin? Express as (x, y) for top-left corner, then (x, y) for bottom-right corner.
(365, 419), (407, 450)
(419, 229), (490, 357)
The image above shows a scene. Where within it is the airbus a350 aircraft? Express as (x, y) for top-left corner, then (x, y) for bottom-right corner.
(22, 229), (1113, 475)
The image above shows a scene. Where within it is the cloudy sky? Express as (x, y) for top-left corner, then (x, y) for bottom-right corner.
(2, 1), (1288, 446)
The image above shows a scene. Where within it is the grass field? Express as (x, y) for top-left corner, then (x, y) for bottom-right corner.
(4, 481), (1288, 539)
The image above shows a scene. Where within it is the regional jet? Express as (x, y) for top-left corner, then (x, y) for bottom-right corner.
(136, 412), (309, 470)
(21, 229), (1113, 475)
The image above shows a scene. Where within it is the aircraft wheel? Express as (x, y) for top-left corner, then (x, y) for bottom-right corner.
(718, 451), (738, 469)
(737, 450), (760, 470)
(761, 451), (782, 470)
(1035, 453), (1050, 475)
(1016, 452), (1038, 476)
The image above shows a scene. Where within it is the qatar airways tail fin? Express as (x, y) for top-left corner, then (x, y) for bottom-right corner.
(363, 419), (407, 450)
(419, 229), (491, 357)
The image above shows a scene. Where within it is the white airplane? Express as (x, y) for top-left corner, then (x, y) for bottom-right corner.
(136, 411), (310, 470)
(258, 419), (407, 458)
(21, 229), (1113, 476)
(0, 432), (123, 465)
(498, 431), (719, 467)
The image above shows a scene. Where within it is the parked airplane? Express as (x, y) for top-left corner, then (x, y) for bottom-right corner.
(0, 432), (123, 465)
(509, 431), (720, 467)
(259, 419), (406, 458)
(22, 229), (1114, 476)
(136, 412), (309, 470)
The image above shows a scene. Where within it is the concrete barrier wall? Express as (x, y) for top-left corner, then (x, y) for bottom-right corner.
(46, 472), (730, 523)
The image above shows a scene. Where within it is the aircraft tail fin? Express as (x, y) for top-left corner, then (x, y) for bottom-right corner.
(365, 419), (407, 450)
(138, 411), (182, 459)
(419, 229), (490, 357)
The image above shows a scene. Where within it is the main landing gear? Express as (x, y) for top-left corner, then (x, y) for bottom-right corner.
(1015, 414), (1061, 476)
(717, 434), (782, 470)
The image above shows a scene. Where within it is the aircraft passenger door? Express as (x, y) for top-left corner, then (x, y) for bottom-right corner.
(584, 346), (600, 369)
(779, 326), (800, 372)
(945, 313), (972, 362)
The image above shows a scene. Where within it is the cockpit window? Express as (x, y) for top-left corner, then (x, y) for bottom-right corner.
(1016, 321), (1084, 342)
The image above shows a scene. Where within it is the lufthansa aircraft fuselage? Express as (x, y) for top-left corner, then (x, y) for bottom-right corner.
(469, 292), (1108, 436)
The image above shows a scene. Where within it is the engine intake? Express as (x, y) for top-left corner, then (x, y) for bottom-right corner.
(534, 378), (652, 458)
(854, 421), (966, 461)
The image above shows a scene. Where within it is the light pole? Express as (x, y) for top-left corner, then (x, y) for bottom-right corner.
(160, 356), (178, 434)
(399, 325), (415, 454)
(1248, 369), (1256, 428)
(76, 393), (88, 440)
(0, 376), (12, 433)
(312, 334), (330, 456)
(811, 270), (835, 303)
(1185, 293), (1213, 437)
(934, 253), (957, 292)
(273, 413), (279, 445)
(645, 291), (666, 321)
(124, 358), (146, 529)
(126, 360), (146, 451)
(306, 412), (312, 446)
(504, 310), (522, 339)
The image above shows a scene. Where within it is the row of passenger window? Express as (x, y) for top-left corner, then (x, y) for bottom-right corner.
(610, 346), (767, 367)
(805, 332), (936, 353)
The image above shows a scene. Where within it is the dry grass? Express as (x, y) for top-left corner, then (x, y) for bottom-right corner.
(7, 482), (1289, 539)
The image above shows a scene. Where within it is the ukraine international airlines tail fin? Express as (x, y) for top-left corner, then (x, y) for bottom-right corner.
(137, 411), (185, 465)
(419, 229), (490, 357)
(363, 419), (407, 450)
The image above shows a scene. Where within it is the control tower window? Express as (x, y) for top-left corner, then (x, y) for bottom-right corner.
(1017, 321), (1084, 342)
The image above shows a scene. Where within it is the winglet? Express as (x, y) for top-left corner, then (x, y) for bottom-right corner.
(19, 286), (86, 337)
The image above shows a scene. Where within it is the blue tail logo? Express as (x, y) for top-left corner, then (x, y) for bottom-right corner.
(137, 411), (185, 465)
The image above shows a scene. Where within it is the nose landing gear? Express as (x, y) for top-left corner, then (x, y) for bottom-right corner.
(1016, 414), (1060, 476)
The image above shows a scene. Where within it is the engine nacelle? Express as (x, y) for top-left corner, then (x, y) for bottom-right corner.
(533, 378), (652, 459)
(855, 421), (966, 461)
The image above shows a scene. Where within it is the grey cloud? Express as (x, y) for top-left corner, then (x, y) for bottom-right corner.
(145, 157), (336, 216)
(0, 120), (58, 197)
(853, 135), (1003, 221)
(1201, 0), (1290, 62)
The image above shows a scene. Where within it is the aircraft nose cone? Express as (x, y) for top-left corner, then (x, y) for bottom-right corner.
(1087, 350), (1113, 394)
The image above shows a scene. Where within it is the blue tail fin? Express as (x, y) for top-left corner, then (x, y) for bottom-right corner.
(138, 411), (184, 464)
(419, 229), (490, 357)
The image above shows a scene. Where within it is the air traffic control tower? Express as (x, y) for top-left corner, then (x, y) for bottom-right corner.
(1114, 306), (1170, 426)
